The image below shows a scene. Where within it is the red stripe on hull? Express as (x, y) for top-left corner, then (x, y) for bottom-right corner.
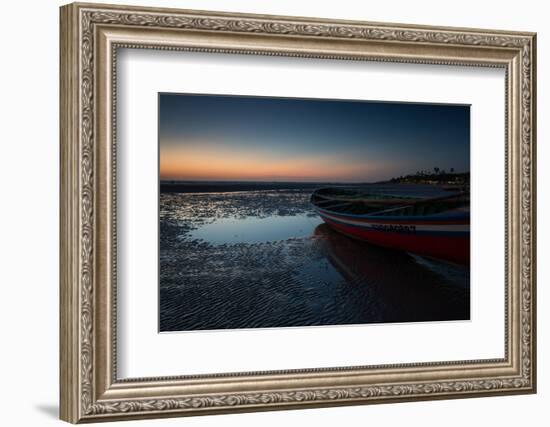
(322, 217), (469, 265)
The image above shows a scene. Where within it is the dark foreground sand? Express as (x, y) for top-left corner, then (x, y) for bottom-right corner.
(159, 189), (470, 332)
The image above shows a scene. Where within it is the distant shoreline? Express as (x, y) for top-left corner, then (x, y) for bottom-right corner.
(158, 180), (457, 194)
(160, 181), (348, 194)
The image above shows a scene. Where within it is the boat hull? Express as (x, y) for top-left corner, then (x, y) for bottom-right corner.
(316, 209), (469, 265)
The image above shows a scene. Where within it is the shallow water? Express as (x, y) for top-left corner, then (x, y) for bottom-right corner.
(159, 186), (470, 332)
(189, 214), (323, 244)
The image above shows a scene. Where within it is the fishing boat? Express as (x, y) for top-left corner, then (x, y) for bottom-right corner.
(311, 187), (469, 265)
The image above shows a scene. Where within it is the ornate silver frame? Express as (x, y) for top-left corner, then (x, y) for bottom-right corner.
(60, 2), (536, 423)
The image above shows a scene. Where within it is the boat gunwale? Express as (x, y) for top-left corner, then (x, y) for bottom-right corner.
(311, 188), (470, 222)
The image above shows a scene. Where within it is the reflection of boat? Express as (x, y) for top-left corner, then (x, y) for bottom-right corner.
(313, 223), (469, 322)
(310, 187), (469, 265)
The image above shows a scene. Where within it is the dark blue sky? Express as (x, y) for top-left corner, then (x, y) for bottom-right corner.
(159, 93), (470, 182)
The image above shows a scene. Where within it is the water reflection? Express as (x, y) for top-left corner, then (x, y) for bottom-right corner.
(189, 214), (322, 245)
(314, 223), (470, 323)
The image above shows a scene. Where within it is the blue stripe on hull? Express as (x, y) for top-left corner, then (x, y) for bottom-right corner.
(317, 211), (469, 237)
(315, 206), (469, 223)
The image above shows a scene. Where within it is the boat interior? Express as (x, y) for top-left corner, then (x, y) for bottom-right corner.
(311, 187), (469, 217)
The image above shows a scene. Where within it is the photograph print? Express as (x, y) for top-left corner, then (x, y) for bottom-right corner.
(159, 93), (470, 332)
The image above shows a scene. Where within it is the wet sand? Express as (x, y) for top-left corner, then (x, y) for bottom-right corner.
(159, 187), (470, 332)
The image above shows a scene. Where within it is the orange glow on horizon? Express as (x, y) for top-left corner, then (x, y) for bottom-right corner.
(159, 144), (393, 182)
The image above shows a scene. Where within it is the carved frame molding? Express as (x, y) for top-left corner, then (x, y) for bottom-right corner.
(60, 2), (536, 423)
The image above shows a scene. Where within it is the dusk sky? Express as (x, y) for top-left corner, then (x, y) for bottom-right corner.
(159, 93), (470, 183)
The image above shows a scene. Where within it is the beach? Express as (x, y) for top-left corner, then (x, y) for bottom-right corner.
(159, 183), (470, 332)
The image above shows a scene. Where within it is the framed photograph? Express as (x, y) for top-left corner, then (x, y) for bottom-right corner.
(60, 2), (537, 423)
